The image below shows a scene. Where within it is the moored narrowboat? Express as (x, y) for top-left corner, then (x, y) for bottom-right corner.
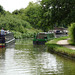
(0, 31), (15, 48)
(33, 32), (54, 45)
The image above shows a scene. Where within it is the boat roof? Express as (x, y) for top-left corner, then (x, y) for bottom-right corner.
(38, 32), (53, 35)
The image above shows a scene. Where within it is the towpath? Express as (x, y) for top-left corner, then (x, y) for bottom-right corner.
(57, 39), (75, 50)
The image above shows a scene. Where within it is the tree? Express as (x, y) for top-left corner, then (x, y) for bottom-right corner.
(0, 5), (5, 15)
(12, 2), (42, 29)
(12, 10), (20, 15)
(40, 0), (75, 29)
(23, 2), (42, 29)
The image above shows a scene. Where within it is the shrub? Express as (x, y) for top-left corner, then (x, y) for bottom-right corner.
(12, 31), (22, 39)
(69, 23), (75, 43)
(0, 14), (31, 33)
(11, 28), (42, 39)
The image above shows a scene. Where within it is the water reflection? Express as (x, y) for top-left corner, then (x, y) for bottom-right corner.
(0, 48), (6, 59)
(0, 48), (6, 75)
(0, 39), (75, 75)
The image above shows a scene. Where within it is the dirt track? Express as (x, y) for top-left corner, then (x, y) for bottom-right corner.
(57, 40), (75, 50)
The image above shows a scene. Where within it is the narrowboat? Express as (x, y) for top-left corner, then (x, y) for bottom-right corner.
(0, 31), (15, 48)
(33, 32), (54, 45)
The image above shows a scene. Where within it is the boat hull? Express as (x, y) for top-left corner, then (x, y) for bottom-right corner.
(33, 39), (47, 45)
(33, 41), (46, 45)
(0, 43), (5, 48)
(33, 32), (54, 45)
(0, 32), (15, 48)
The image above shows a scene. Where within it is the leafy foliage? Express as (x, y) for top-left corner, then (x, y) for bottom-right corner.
(0, 0), (75, 39)
(0, 7), (42, 38)
(40, 0), (75, 29)
(0, 5), (5, 15)
(0, 14), (32, 32)
(12, 2), (42, 29)
(69, 23), (75, 44)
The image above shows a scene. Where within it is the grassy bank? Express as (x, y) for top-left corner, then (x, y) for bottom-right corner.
(68, 39), (75, 46)
(46, 36), (75, 59)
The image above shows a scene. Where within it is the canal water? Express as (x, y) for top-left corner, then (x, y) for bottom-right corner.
(0, 38), (75, 75)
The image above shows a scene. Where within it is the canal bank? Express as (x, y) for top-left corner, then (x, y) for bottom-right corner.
(46, 36), (75, 59)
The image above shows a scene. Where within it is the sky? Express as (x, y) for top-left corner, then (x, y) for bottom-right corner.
(0, 0), (37, 12)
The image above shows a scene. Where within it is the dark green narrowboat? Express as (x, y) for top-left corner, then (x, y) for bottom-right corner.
(33, 32), (54, 45)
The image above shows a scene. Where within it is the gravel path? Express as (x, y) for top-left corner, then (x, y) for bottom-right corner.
(57, 40), (75, 50)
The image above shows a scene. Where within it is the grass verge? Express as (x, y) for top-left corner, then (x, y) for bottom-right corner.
(46, 36), (75, 59)
(68, 39), (75, 46)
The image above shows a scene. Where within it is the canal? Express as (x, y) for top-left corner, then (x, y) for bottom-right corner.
(0, 38), (75, 75)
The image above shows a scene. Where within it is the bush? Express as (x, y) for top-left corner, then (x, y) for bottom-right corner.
(22, 28), (42, 38)
(0, 14), (43, 39)
(11, 28), (42, 39)
(0, 14), (31, 33)
(69, 23), (75, 44)
(12, 31), (22, 39)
